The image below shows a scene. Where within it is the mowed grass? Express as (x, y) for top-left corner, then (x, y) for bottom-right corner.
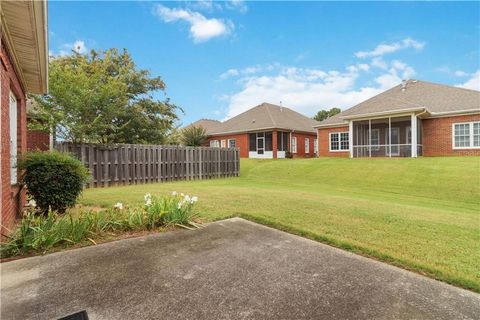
(80, 157), (480, 292)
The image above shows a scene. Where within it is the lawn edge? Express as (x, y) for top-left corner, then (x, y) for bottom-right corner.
(222, 213), (480, 293)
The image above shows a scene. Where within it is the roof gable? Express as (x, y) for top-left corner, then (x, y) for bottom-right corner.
(316, 80), (480, 127)
(211, 103), (320, 134)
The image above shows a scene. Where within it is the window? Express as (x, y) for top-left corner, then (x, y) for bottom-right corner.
(221, 140), (226, 148)
(305, 138), (310, 153)
(9, 92), (18, 184)
(291, 136), (297, 153)
(314, 138), (318, 154)
(228, 139), (236, 148)
(330, 132), (349, 151)
(209, 140), (220, 147)
(453, 122), (480, 149)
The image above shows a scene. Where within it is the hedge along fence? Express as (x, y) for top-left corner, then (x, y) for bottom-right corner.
(56, 142), (240, 188)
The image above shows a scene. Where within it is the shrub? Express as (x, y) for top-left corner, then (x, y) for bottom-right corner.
(181, 126), (207, 146)
(18, 151), (90, 214)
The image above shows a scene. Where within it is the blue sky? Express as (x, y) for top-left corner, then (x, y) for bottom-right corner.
(48, 1), (480, 125)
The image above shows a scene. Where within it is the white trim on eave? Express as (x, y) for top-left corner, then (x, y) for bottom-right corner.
(427, 109), (480, 119)
(340, 107), (425, 120)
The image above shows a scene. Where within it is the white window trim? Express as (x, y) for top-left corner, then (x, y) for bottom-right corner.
(329, 131), (349, 152)
(10, 92), (18, 184)
(452, 121), (480, 150)
(305, 138), (310, 153)
(314, 138), (318, 154)
(210, 140), (220, 147)
(291, 136), (297, 153)
(228, 138), (236, 148)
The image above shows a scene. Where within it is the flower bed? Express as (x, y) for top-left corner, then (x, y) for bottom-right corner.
(1, 192), (200, 258)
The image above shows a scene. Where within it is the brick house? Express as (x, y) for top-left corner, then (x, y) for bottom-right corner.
(188, 103), (320, 159)
(315, 80), (480, 158)
(1, 1), (48, 234)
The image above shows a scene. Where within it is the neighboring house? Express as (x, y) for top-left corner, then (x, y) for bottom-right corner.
(190, 103), (320, 158)
(1, 1), (48, 234)
(315, 80), (480, 158)
(27, 99), (52, 151)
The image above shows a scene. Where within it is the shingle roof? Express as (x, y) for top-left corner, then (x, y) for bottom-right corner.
(207, 103), (320, 135)
(183, 119), (222, 135)
(315, 80), (480, 127)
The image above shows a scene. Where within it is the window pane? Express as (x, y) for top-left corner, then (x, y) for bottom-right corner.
(474, 123), (480, 147)
(229, 139), (236, 148)
(340, 132), (349, 150)
(330, 133), (339, 150)
(454, 123), (470, 148)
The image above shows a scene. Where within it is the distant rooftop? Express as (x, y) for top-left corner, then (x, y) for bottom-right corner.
(187, 103), (320, 135)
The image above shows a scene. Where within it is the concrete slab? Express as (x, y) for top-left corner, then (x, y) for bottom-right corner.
(1, 218), (479, 320)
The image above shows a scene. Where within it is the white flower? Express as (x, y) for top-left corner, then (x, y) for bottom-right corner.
(191, 196), (198, 203)
(113, 202), (123, 210)
(144, 193), (152, 206)
(180, 193), (185, 197)
(184, 195), (191, 203)
(28, 199), (37, 207)
(177, 202), (183, 209)
(172, 191), (177, 196)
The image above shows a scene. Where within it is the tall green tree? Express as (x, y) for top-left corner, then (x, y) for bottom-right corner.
(30, 49), (180, 144)
(313, 107), (341, 122)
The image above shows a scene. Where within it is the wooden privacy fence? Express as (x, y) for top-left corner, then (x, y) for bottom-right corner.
(56, 142), (240, 188)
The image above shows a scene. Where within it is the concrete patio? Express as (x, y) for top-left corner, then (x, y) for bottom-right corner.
(1, 218), (479, 319)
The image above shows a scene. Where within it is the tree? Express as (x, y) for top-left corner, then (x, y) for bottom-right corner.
(181, 126), (207, 146)
(313, 107), (341, 122)
(30, 49), (181, 144)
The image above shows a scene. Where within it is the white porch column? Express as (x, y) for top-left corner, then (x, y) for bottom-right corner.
(349, 121), (353, 158)
(411, 113), (417, 157)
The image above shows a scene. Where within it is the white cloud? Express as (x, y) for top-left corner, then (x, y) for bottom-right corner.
(51, 39), (88, 57)
(220, 56), (419, 119)
(219, 63), (278, 80)
(153, 4), (233, 43)
(225, 0), (248, 13)
(456, 70), (480, 91)
(454, 70), (469, 77)
(222, 65), (386, 119)
(355, 37), (425, 59)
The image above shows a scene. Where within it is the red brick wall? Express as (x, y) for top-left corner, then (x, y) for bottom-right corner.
(205, 131), (317, 158)
(423, 114), (480, 156)
(206, 133), (249, 158)
(317, 126), (350, 157)
(1, 42), (28, 235)
(292, 132), (317, 157)
(27, 128), (50, 151)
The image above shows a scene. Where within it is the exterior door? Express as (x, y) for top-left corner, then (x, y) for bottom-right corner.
(257, 133), (265, 154)
(385, 127), (400, 156)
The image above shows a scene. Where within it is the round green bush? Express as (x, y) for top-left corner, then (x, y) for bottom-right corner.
(18, 151), (90, 214)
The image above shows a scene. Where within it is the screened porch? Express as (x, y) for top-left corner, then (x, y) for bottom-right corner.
(351, 115), (422, 158)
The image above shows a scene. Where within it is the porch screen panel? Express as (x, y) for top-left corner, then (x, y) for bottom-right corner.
(417, 118), (423, 156)
(265, 132), (273, 151)
(352, 120), (369, 157)
(390, 116), (411, 157)
(370, 118), (389, 157)
(249, 133), (256, 151)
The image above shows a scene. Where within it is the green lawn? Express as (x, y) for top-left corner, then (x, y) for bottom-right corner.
(80, 157), (480, 292)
